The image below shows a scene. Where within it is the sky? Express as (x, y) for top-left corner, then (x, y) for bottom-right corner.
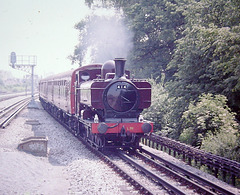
(0, 0), (91, 78)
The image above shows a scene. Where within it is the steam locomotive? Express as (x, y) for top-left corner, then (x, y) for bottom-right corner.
(39, 58), (153, 150)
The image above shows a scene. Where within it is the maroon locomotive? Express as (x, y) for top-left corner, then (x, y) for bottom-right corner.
(39, 58), (153, 149)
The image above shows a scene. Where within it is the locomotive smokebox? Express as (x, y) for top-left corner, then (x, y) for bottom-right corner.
(114, 58), (126, 79)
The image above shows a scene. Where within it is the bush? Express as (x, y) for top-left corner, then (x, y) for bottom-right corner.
(142, 78), (168, 132)
(179, 93), (240, 161)
(202, 130), (240, 162)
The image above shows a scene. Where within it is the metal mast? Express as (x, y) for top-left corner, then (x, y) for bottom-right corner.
(9, 52), (38, 108)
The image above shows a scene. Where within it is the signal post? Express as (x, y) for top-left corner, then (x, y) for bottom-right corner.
(9, 52), (38, 109)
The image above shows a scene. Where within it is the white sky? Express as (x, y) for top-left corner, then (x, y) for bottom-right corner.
(0, 0), (91, 78)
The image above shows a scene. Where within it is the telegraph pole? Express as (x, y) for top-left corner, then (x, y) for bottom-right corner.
(9, 52), (38, 108)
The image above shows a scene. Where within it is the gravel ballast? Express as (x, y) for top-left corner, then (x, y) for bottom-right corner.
(0, 101), (133, 194)
(1, 100), (239, 194)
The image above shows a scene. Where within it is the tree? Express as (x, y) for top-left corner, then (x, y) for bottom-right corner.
(179, 94), (239, 149)
(83, 0), (240, 145)
(142, 78), (168, 132)
(123, 0), (185, 81)
(201, 129), (240, 162)
(166, 0), (240, 137)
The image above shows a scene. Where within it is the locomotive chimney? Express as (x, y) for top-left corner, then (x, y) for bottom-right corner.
(114, 58), (126, 79)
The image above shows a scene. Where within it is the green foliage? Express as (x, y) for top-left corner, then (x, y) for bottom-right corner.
(180, 94), (239, 150)
(0, 79), (6, 93)
(0, 71), (26, 93)
(142, 78), (167, 131)
(167, 0), (240, 137)
(202, 130), (240, 162)
(142, 78), (184, 138)
(82, 0), (240, 160)
(123, 0), (185, 81)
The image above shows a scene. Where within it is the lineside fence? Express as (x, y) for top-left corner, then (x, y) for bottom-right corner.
(142, 133), (240, 187)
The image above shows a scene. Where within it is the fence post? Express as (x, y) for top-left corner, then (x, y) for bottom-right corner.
(173, 150), (176, 157)
(231, 174), (236, 186)
(223, 171), (226, 182)
(169, 149), (171, 155)
(156, 143), (159, 150)
(188, 157), (192, 165)
(214, 168), (218, 178)
(183, 153), (186, 162)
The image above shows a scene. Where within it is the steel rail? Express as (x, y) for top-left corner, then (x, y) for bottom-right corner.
(140, 147), (235, 195)
(89, 147), (155, 195)
(0, 92), (28, 102)
(145, 133), (240, 186)
(150, 133), (240, 168)
(0, 97), (31, 117)
(43, 105), (154, 195)
(139, 148), (220, 194)
(117, 150), (186, 195)
(0, 98), (32, 128)
(41, 102), (236, 194)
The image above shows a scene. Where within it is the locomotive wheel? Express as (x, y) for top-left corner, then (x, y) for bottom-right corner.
(88, 132), (95, 144)
(96, 136), (105, 149)
(133, 136), (140, 147)
(56, 110), (63, 120)
(82, 130), (87, 140)
(73, 120), (79, 136)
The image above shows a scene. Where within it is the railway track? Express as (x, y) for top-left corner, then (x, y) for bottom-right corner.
(85, 142), (189, 194)
(71, 131), (229, 194)
(113, 149), (213, 194)
(138, 147), (235, 194)
(43, 105), (237, 194)
(105, 146), (236, 194)
(143, 133), (240, 186)
(48, 110), (153, 194)
(0, 97), (32, 128)
(109, 150), (187, 194)
(0, 92), (29, 102)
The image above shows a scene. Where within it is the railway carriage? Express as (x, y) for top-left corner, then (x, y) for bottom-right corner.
(39, 58), (153, 149)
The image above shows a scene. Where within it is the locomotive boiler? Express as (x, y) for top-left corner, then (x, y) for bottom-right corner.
(39, 58), (153, 150)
